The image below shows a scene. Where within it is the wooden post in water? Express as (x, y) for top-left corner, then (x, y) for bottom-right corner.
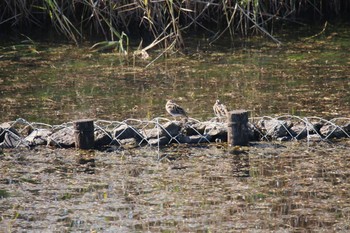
(74, 119), (94, 149)
(227, 110), (249, 146)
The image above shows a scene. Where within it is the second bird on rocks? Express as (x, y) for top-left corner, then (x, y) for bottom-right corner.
(213, 99), (228, 119)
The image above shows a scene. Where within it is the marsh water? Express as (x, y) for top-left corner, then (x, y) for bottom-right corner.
(1, 141), (350, 232)
(1, 26), (349, 123)
(1, 25), (350, 232)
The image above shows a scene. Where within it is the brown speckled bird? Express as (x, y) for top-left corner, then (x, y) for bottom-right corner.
(213, 99), (228, 119)
(165, 100), (188, 119)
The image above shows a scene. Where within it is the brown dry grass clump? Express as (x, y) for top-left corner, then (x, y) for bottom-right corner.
(1, 0), (349, 53)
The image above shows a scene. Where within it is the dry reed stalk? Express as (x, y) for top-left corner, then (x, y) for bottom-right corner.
(0, 0), (348, 53)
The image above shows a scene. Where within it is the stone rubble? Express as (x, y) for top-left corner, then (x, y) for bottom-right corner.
(0, 118), (349, 149)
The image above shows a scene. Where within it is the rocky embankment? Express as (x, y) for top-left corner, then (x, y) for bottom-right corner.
(0, 118), (349, 149)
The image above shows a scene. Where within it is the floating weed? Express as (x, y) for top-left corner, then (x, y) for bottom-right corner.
(286, 53), (308, 61)
(0, 189), (10, 198)
(60, 192), (73, 201)
(20, 177), (41, 185)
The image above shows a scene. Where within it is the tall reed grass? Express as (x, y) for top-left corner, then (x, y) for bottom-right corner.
(1, 0), (348, 52)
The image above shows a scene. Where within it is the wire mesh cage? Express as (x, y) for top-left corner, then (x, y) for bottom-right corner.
(0, 115), (349, 149)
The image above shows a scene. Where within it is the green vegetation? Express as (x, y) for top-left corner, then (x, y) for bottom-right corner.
(0, 189), (10, 198)
(1, 0), (349, 53)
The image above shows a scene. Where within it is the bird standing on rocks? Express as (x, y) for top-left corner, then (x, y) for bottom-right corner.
(213, 99), (228, 119)
(165, 100), (188, 120)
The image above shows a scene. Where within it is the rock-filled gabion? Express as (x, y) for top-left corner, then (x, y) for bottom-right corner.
(0, 116), (349, 149)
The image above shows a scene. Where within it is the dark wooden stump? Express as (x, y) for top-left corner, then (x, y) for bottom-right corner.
(227, 110), (249, 146)
(74, 119), (94, 149)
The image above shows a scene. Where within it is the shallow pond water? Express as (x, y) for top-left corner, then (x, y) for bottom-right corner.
(1, 25), (350, 232)
(1, 25), (349, 124)
(1, 141), (350, 232)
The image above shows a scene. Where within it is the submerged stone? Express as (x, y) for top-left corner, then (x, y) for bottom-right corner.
(0, 132), (23, 148)
(25, 128), (52, 146)
(141, 121), (182, 139)
(0, 122), (20, 143)
(320, 123), (350, 139)
(119, 138), (139, 148)
(113, 125), (143, 142)
(184, 122), (207, 136)
(188, 135), (212, 144)
(94, 128), (112, 148)
(162, 121), (182, 138)
(148, 136), (170, 146)
(290, 121), (323, 140)
(257, 119), (293, 139)
(204, 122), (227, 142)
(247, 122), (261, 141)
(142, 127), (163, 139)
(0, 122), (28, 148)
(48, 127), (75, 148)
